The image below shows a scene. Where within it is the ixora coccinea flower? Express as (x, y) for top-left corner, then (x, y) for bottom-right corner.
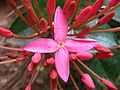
(23, 7), (97, 82)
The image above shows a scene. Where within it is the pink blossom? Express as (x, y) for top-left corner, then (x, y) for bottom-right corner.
(24, 7), (97, 82)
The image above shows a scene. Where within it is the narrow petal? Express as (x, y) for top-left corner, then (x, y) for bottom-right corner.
(65, 39), (97, 52)
(24, 38), (58, 53)
(54, 7), (68, 42)
(55, 48), (69, 82)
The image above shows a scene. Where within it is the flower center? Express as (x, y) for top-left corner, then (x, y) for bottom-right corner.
(59, 42), (65, 48)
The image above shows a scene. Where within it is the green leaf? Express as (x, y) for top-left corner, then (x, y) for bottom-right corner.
(10, 17), (28, 34)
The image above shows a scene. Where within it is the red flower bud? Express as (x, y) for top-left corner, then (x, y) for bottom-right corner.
(27, 7), (38, 25)
(108, 0), (119, 7)
(63, 0), (72, 10)
(99, 11), (115, 24)
(0, 27), (13, 37)
(78, 27), (91, 38)
(100, 78), (117, 90)
(31, 53), (41, 64)
(63, 0), (77, 19)
(23, 0), (32, 9)
(7, 0), (17, 9)
(77, 52), (93, 60)
(47, 0), (56, 16)
(50, 70), (58, 79)
(27, 62), (34, 72)
(39, 18), (48, 32)
(96, 52), (113, 59)
(46, 58), (55, 65)
(74, 6), (92, 28)
(92, 0), (104, 14)
(25, 84), (32, 90)
(81, 73), (95, 89)
(70, 53), (77, 61)
(95, 44), (111, 53)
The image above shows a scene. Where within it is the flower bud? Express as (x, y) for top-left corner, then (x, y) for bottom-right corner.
(46, 58), (55, 65)
(108, 0), (119, 7)
(25, 84), (32, 90)
(39, 18), (48, 32)
(73, 6), (92, 28)
(99, 11), (115, 24)
(78, 27), (91, 38)
(27, 62), (34, 72)
(70, 53), (77, 61)
(7, 0), (17, 9)
(0, 27), (13, 38)
(63, 0), (77, 19)
(95, 52), (113, 59)
(50, 70), (58, 79)
(47, 0), (56, 16)
(31, 53), (41, 64)
(81, 73), (95, 89)
(27, 7), (38, 25)
(92, 0), (104, 14)
(77, 52), (93, 60)
(23, 0), (32, 9)
(100, 78), (117, 90)
(95, 44), (111, 53)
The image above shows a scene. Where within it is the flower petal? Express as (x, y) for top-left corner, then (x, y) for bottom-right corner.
(54, 7), (68, 42)
(55, 47), (69, 82)
(24, 38), (58, 53)
(65, 39), (97, 52)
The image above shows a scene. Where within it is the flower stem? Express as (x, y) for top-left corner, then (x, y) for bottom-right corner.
(57, 79), (64, 90)
(0, 45), (23, 51)
(0, 59), (17, 64)
(77, 59), (102, 80)
(70, 74), (79, 90)
(93, 27), (120, 32)
(72, 62), (84, 75)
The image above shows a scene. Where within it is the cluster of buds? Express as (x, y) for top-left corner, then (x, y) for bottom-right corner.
(0, 0), (120, 90)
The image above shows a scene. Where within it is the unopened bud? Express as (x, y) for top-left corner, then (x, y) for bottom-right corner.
(0, 27), (13, 38)
(7, 0), (17, 9)
(95, 44), (111, 53)
(63, 0), (77, 19)
(77, 52), (93, 60)
(78, 27), (91, 38)
(32, 53), (41, 64)
(95, 52), (113, 59)
(81, 73), (95, 89)
(92, 0), (104, 14)
(27, 7), (38, 25)
(108, 0), (119, 7)
(99, 12), (115, 24)
(25, 84), (32, 90)
(100, 78), (117, 90)
(39, 18), (48, 32)
(74, 6), (92, 28)
(47, 0), (56, 16)
(50, 70), (58, 79)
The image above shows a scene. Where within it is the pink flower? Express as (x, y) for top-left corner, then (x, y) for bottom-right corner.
(23, 7), (97, 82)
(81, 73), (95, 89)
